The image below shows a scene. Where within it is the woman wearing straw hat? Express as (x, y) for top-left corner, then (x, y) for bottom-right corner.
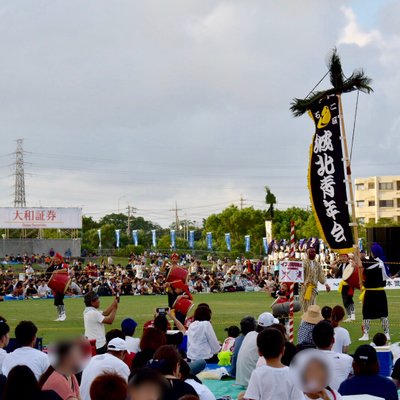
(297, 304), (323, 347)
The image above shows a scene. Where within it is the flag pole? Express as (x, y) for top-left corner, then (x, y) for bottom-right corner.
(288, 220), (296, 343)
(338, 94), (362, 287)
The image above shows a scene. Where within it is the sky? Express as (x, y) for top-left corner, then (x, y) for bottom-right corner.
(0, 0), (399, 227)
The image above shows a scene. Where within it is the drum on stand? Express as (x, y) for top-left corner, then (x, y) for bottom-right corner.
(167, 266), (188, 284)
(173, 297), (194, 316)
(48, 272), (71, 294)
(343, 264), (361, 289)
(272, 302), (301, 318)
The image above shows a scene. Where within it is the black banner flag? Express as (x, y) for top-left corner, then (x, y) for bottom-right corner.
(308, 95), (354, 253)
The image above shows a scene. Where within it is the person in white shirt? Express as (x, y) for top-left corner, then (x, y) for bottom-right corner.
(80, 337), (130, 400)
(236, 312), (279, 387)
(83, 291), (118, 354)
(312, 320), (353, 390)
(180, 359), (216, 400)
(133, 263), (144, 279)
(186, 306), (220, 364)
(291, 349), (341, 400)
(0, 317), (10, 372)
(37, 280), (51, 298)
(244, 327), (303, 400)
(331, 306), (351, 354)
(121, 318), (140, 353)
(2, 320), (49, 380)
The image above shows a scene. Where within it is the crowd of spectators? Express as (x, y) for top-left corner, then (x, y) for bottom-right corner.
(0, 298), (398, 400)
(0, 249), (344, 300)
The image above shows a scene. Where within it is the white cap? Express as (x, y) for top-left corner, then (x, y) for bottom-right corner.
(257, 312), (279, 327)
(107, 338), (130, 353)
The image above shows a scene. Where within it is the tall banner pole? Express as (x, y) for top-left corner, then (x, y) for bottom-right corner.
(289, 220), (295, 343)
(338, 95), (362, 287)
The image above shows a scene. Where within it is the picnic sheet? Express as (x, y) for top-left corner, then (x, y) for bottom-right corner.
(203, 379), (244, 400)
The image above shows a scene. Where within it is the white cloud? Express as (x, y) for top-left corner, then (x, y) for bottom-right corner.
(338, 6), (381, 47)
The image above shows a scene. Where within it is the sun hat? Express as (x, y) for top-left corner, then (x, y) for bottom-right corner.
(257, 312), (279, 328)
(301, 305), (323, 324)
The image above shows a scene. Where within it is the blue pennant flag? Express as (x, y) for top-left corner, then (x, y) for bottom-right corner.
(132, 230), (138, 246)
(358, 238), (363, 252)
(262, 237), (268, 254)
(170, 230), (176, 249)
(189, 230), (195, 249)
(225, 233), (231, 252)
(151, 230), (157, 247)
(115, 229), (121, 248)
(245, 235), (251, 253)
(206, 232), (212, 250)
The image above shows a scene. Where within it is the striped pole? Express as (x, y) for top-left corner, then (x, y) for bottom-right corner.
(289, 282), (295, 342)
(289, 220), (295, 259)
(289, 220), (295, 342)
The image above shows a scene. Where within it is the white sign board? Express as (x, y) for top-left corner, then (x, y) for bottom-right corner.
(0, 207), (82, 229)
(318, 278), (400, 291)
(279, 261), (304, 283)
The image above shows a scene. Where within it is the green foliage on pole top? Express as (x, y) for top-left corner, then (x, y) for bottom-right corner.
(290, 48), (373, 117)
(265, 186), (277, 220)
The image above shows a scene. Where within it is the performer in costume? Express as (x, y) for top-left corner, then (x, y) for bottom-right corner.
(333, 253), (356, 322)
(301, 247), (330, 311)
(165, 280), (193, 325)
(359, 243), (390, 341)
(46, 253), (69, 322)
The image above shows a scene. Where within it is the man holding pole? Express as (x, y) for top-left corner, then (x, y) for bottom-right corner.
(301, 247), (330, 311)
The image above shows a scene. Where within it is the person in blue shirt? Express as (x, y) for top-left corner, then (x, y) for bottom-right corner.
(338, 344), (397, 400)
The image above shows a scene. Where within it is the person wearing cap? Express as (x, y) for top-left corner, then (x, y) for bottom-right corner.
(83, 291), (118, 354)
(121, 318), (140, 354)
(301, 248), (330, 312)
(297, 304), (323, 347)
(79, 337), (130, 400)
(236, 312), (279, 387)
(338, 344), (397, 400)
(359, 243), (391, 341)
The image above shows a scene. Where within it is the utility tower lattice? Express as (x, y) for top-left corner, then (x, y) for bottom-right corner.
(13, 139), (26, 207)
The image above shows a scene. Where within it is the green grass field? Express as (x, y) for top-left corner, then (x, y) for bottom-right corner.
(1, 291), (399, 352)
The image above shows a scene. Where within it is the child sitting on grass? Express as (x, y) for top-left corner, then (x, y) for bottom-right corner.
(218, 325), (240, 366)
(244, 327), (303, 400)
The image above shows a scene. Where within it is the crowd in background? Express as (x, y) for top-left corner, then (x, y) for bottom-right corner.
(0, 248), (344, 300)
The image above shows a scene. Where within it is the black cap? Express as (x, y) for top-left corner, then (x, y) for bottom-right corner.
(84, 291), (99, 306)
(354, 345), (378, 365)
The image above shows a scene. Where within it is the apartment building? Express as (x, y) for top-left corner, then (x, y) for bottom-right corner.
(354, 176), (400, 223)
